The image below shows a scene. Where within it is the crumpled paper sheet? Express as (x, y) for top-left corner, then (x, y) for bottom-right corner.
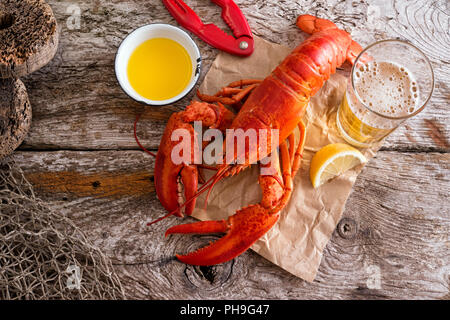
(192, 36), (382, 282)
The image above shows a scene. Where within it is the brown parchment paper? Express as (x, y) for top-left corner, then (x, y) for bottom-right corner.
(192, 36), (382, 282)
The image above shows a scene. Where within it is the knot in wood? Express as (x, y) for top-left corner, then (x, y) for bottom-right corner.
(337, 218), (357, 239)
(178, 235), (234, 289)
(92, 181), (101, 188)
(197, 266), (217, 283)
(184, 261), (234, 290)
(0, 13), (15, 30)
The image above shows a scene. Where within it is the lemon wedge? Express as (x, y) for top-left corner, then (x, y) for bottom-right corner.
(310, 143), (367, 188)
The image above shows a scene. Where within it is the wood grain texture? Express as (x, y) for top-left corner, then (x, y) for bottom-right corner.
(11, 150), (449, 299)
(5, 0), (449, 300)
(19, 0), (449, 152)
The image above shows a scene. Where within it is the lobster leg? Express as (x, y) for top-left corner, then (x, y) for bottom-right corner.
(292, 120), (306, 175)
(269, 122), (306, 215)
(165, 142), (299, 266)
(197, 79), (261, 106)
(288, 133), (295, 160)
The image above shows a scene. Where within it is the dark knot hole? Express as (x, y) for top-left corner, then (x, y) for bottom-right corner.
(0, 14), (15, 30)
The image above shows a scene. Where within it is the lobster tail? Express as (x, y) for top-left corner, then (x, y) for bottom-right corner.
(297, 14), (363, 65)
(296, 14), (339, 33)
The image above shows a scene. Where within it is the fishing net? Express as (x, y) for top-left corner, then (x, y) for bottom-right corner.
(0, 158), (126, 300)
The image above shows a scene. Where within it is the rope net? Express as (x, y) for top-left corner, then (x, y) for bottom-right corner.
(0, 159), (126, 299)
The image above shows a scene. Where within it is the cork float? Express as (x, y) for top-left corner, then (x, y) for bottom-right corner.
(0, 0), (59, 159)
(0, 0), (59, 78)
(0, 78), (32, 159)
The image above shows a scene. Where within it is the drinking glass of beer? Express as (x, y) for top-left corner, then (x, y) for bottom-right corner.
(336, 39), (434, 148)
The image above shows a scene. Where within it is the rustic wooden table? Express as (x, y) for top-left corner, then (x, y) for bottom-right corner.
(11, 0), (449, 299)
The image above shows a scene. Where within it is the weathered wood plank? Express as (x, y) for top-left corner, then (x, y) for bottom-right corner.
(11, 150), (450, 299)
(5, 0), (448, 301)
(18, 0), (449, 152)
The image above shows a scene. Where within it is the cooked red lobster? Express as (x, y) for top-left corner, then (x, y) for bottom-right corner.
(152, 15), (363, 265)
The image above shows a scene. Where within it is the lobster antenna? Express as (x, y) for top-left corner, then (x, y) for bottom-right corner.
(146, 210), (177, 227)
(147, 166), (229, 227)
(134, 113), (157, 158)
(202, 165), (228, 210)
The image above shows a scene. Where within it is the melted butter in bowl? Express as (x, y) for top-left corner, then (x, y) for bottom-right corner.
(127, 38), (193, 101)
(115, 24), (201, 106)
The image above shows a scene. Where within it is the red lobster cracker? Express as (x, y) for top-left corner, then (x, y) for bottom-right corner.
(163, 0), (254, 57)
(152, 15), (363, 266)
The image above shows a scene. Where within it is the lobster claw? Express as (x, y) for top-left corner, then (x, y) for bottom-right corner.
(154, 112), (199, 217)
(154, 101), (235, 218)
(165, 204), (279, 265)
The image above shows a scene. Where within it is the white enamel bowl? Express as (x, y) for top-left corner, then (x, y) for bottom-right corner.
(115, 24), (202, 106)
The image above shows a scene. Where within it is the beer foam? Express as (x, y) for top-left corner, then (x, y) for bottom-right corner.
(352, 61), (420, 123)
